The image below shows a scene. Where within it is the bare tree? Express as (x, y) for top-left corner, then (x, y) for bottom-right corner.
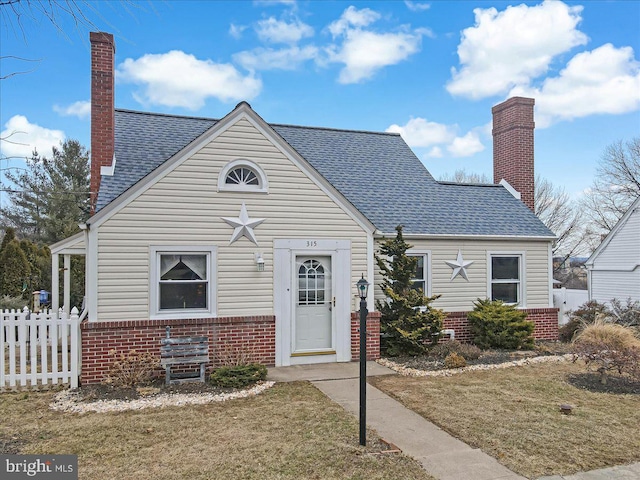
(1, 0), (141, 79)
(534, 176), (589, 268)
(439, 169), (491, 184)
(582, 137), (640, 238)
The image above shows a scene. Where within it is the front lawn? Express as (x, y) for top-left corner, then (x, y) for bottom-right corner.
(0, 382), (433, 480)
(370, 360), (640, 479)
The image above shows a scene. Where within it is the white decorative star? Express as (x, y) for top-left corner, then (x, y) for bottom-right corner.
(221, 203), (265, 245)
(445, 250), (474, 281)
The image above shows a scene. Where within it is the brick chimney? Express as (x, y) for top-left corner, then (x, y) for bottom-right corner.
(90, 31), (115, 214)
(492, 97), (535, 211)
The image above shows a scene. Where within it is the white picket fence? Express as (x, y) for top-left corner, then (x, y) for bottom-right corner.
(1, 307), (81, 389)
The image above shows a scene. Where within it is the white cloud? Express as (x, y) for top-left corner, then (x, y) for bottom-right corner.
(446, 131), (485, 157)
(510, 43), (640, 127)
(328, 6), (380, 37)
(234, 6), (426, 82)
(427, 146), (443, 158)
(387, 117), (486, 158)
(229, 23), (247, 39)
(386, 117), (455, 147)
(117, 51), (262, 109)
(324, 7), (425, 84)
(256, 17), (313, 44)
(405, 1), (430, 12)
(234, 45), (318, 71)
(447, 0), (588, 99)
(328, 29), (423, 84)
(0, 115), (65, 159)
(53, 100), (91, 119)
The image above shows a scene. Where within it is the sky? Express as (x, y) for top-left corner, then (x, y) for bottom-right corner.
(1, 0), (639, 207)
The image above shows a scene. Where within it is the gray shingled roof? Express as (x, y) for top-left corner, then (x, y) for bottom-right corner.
(97, 109), (554, 238)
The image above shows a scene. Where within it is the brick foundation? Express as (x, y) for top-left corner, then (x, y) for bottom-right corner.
(443, 307), (559, 343)
(350, 311), (381, 361)
(81, 315), (275, 385)
(81, 311), (382, 384)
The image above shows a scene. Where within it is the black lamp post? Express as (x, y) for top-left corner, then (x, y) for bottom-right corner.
(357, 275), (369, 446)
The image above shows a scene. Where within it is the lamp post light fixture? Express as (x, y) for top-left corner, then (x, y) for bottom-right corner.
(356, 274), (369, 446)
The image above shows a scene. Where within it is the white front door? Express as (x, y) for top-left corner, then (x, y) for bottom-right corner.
(274, 239), (352, 366)
(294, 256), (333, 353)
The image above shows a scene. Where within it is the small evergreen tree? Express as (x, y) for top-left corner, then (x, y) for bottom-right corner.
(0, 239), (31, 298)
(1, 139), (90, 244)
(0, 227), (17, 252)
(376, 225), (444, 356)
(467, 298), (535, 350)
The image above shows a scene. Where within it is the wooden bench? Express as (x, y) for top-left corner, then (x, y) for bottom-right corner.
(160, 326), (209, 385)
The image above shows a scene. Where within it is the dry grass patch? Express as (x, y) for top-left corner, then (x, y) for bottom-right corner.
(370, 361), (640, 479)
(0, 382), (433, 480)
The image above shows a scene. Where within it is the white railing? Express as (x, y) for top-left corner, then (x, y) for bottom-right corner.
(1, 307), (81, 389)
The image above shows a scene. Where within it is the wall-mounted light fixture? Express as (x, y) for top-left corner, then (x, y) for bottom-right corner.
(255, 252), (265, 272)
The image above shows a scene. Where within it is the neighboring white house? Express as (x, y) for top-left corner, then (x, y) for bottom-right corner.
(586, 195), (640, 304)
(51, 32), (560, 383)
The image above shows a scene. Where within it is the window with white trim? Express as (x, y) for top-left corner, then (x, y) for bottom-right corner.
(408, 252), (431, 296)
(218, 159), (268, 193)
(489, 254), (522, 305)
(150, 246), (216, 318)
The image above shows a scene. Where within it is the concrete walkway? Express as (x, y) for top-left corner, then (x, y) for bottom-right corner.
(269, 362), (524, 480)
(268, 362), (640, 480)
(538, 463), (640, 480)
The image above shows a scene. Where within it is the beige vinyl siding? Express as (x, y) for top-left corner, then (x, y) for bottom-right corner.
(96, 118), (368, 321)
(374, 238), (551, 312)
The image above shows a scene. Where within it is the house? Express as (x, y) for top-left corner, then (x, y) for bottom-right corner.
(586, 195), (640, 304)
(52, 32), (558, 384)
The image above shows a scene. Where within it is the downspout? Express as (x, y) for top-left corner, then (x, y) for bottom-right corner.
(79, 223), (90, 321)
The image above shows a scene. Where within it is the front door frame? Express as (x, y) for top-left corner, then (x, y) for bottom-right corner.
(274, 239), (351, 366)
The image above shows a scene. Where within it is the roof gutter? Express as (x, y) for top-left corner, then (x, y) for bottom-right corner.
(374, 232), (556, 241)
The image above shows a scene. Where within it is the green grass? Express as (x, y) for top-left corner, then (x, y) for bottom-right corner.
(0, 382), (434, 480)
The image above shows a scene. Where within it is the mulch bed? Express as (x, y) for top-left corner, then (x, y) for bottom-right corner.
(390, 341), (572, 372)
(78, 378), (236, 402)
(567, 372), (640, 395)
(386, 341), (640, 395)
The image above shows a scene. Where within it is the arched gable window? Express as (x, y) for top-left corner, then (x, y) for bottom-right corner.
(218, 159), (268, 193)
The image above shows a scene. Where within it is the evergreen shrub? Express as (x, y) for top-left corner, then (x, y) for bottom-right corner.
(209, 364), (267, 389)
(468, 298), (534, 350)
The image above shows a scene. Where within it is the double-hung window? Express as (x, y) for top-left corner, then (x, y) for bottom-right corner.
(150, 246), (217, 319)
(408, 251), (431, 296)
(489, 253), (524, 305)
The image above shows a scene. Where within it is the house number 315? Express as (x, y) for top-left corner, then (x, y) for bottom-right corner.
(306, 240), (318, 247)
